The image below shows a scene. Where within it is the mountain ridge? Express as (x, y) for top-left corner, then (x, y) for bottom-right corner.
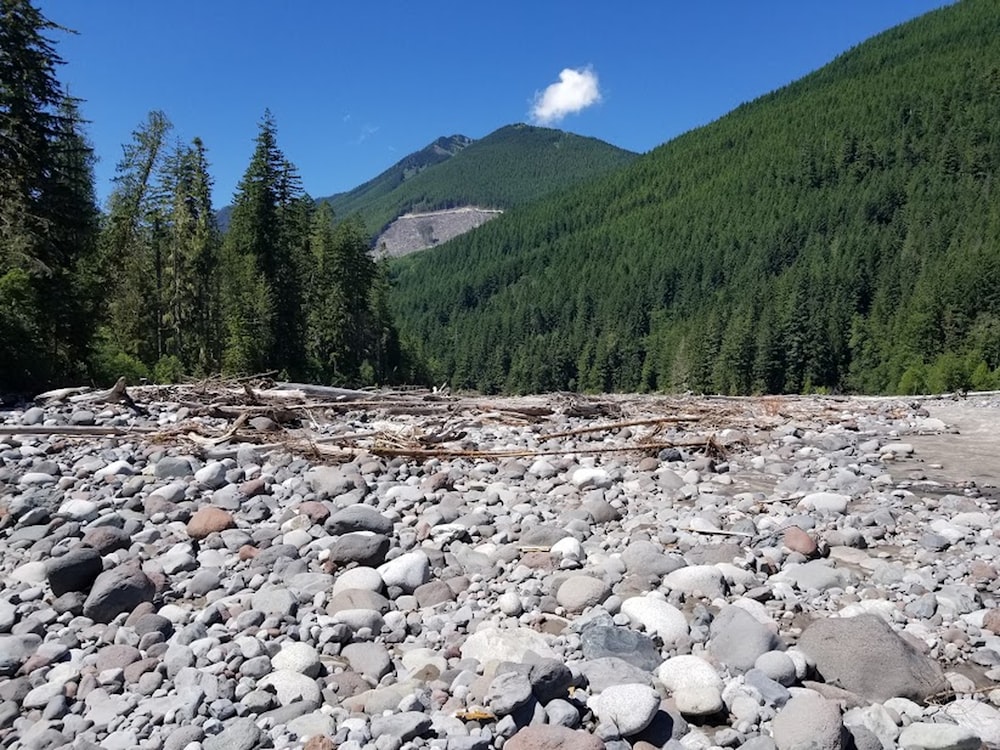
(389, 0), (1000, 395)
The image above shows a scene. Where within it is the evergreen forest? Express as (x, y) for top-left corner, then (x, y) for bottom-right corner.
(389, 0), (1000, 395)
(3, 0), (1000, 398)
(0, 0), (409, 393)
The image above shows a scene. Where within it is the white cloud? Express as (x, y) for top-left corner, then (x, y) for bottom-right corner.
(530, 67), (601, 125)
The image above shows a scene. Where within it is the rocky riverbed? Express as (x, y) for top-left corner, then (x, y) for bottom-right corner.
(1, 387), (999, 750)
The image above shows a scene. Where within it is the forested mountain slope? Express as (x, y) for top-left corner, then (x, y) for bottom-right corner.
(390, 0), (1000, 395)
(320, 124), (638, 236)
(316, 135), (472, 231)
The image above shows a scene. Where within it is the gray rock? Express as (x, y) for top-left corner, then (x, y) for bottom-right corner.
(342, 641), (392, 680)
(203, 717), (261, 750)
(579, 657), (654, 693)
(798, 615), (947, 702)
(487, 670), (534, 715)
(896, 722), (981, 750)
(370, 712), (432, 742)
(772, 693), (845, 750)
(82, 565), (155, 623)
(328, 504), (393, 535)
(45, 545), (103, 596)
(327, 532), (391, 566)
(581, 623), (661, 672)
(621, 540), (685, 576)
(305, 466), (357, 498)
(709, 605), (782, 672)
(545, 698), (581, 728)
(589, 683), (660, 736)
(523, 659), (572, 706)
(154, 456), (193, 479)
(556, 575), (611, 613)
(744, 669), (792, 707)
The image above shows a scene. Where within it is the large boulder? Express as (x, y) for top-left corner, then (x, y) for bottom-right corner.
(797, 615), (946, 702)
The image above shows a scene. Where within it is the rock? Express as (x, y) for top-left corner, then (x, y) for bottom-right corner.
(305, 466), (356, 498)
(327, 533), (390, 566)
(378, 550), (431, 593)
(342, 642), (392, 680)
(663, 565), (726, 598)
(896, 722), (981, 750)
(258, 670), (321, 707)
(579, 657), (654, 693)
(620, 595), (688, 646)
(505, 726), (606, 750)
(186, 507), (235, 539)
(529, 659), (574, 704)
(754, 651), (797, 687)
(461, 627), (557, 666)
(83, 565), (155, 623)
(194, 461), (227, 489)
(797, 615), (946, 702)
(45, 546), (103, 596)
(327, 505), (393, 535)
(621, 541), (685, 577)
(369, 712), (433, 742)
(589, 684), (660, 736)
(580, 624), (661, 672)
(772, 693), (845, 750)
(783, 526), (818, 556)
(709, 605), (781, 672)
(154, 456), (193, 479)
(943, 700), (1000, 746)
(203, 717), (261, 750)
(799, 492), (850, 514)
(656, 656), (723, 715)
(487, 671), (534, 715)
(556, 575), (611, 613)
(271, 641), (321, 678)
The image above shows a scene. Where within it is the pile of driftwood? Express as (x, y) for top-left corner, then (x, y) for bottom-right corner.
(1, 376), (890, 465)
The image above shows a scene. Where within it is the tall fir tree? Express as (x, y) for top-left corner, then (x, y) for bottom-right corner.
(0, 0), (99, 390)
(221, 111), (310, 376)
(99, 110), (172, 369)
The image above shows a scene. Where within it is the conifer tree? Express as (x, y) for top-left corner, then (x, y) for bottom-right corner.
(221, 111), (309, 376)
(0, 0), (99, 390)
(99, 110), (172, 368)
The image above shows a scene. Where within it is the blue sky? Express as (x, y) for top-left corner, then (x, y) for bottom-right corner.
(40, 1), (953, 209)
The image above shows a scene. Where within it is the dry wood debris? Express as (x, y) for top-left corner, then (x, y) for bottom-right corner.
(12, 376), (910, 465)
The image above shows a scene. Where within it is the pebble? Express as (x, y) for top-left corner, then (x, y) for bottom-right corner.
(1, 392), (997, 749)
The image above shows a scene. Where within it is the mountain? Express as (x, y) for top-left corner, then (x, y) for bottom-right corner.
(317, 134), (473, 230)
(390, 0), (1000, 396)
(318, 124), (639, 236)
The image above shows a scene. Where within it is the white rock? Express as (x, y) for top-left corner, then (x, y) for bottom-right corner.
(498, 591), (523, 617)
(401, 648), (448, 675)
(460, 626), (556, 666)
(571, 467), (611, 489)
(556, 575), (610, 613)
(271, 642), (321, 678)
(57, 498), (98, 520)
(657, 655), (724, 715)
(94, 460), (136, 478)
(944, 699), (1000, 746)
(550, 536), (583, 561)
(663, 565), (726, 599)
(620, 595), (689, 647)
(799, 492), (850, 514)
(332, 566), (384, 595)
(897, 722), (981, 750)
(378, 550), (431, 593)
(258, 670), (321, 706)
(11, 561), (47, 585)
(589, 683), (660, 735)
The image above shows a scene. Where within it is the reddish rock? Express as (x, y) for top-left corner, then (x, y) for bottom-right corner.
(297, 501), (331, 524)
(505, 726), (606, 750)
(982, 609), (1000, 634)
(783, 525), (818, 557)
(239, 477), (267, 497)
(520, 551), (555, 570)
(238, 545), (259, 561)
(304, 737), (336, 750)
(186, 507), (235, 539)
